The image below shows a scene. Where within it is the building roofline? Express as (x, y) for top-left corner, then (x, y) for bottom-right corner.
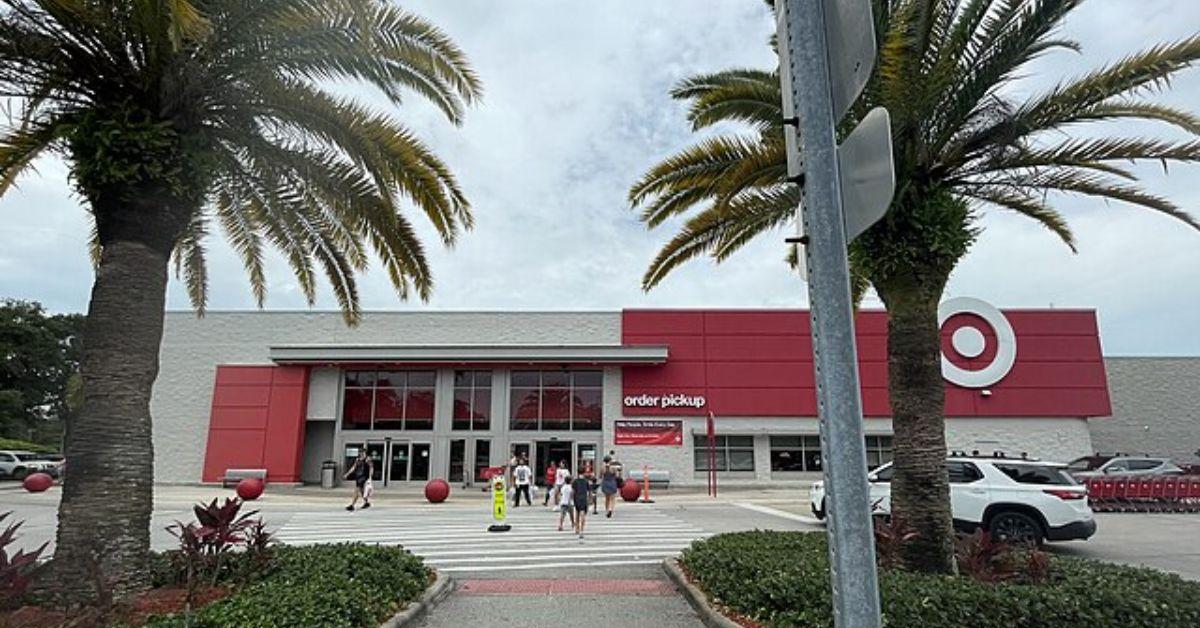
(268, 343), (670, 365)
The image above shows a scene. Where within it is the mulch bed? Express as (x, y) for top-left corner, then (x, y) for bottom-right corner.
(2, 585), (231, 627)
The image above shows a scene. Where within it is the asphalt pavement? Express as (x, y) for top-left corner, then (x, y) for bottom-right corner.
(4, 481), (1200, 627)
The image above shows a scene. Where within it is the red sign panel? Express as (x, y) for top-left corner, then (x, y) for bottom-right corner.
(621, 309), (1111, 418)
(614, 420), (683, 446)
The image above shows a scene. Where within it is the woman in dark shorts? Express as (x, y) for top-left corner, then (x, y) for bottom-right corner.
(601, 455), (622, 518)
(344, 451), (373, 511)
(571, 473), (591, 537)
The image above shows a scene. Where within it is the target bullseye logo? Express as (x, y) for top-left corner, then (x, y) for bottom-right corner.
(938, 297), (1016, 388)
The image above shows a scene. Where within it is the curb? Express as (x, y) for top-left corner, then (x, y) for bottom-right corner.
(380, 570), (454, 628)
(662, 558), (742, 628)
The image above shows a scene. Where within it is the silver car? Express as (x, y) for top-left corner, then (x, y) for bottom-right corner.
(1071, 456), (1184, 479)
(0, 450), (59, 480)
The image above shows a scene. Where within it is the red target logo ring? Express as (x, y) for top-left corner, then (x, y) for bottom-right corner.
(938, 297), (1017, 388)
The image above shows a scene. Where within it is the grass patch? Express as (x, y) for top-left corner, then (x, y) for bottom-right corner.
(0, 438), (57, 453)
(681, 531), (1200, 628)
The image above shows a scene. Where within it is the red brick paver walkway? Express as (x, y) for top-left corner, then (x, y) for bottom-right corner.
(458, 578), (678, 596)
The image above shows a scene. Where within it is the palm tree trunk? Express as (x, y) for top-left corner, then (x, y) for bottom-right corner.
(50, 238), (168, 605)
(883, 290), (956, 574)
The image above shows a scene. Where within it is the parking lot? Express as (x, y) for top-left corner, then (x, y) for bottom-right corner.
(3, 482), (1199, 581)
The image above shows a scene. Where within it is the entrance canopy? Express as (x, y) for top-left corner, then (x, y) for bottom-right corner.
(268, 343), (669, 365)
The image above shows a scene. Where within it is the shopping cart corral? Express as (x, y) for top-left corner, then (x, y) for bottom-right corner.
(1082, 475), (1200, 513)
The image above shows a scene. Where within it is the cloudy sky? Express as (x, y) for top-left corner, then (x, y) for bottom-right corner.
(1, 0), (1198, 355)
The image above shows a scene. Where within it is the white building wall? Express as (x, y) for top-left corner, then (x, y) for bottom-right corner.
(608, 416), (1092, 487)
(152, 311), (621, 483)
(1092, 357), (1200, 463)
(944, 417), (1092, 461)
(306, 367), (340, 421)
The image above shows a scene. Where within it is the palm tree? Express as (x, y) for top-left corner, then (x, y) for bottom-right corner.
(0, 0), (480, 602)
(630, 0), (1200, 573)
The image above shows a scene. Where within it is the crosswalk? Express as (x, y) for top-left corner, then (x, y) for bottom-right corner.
(274, 504), (709, 573)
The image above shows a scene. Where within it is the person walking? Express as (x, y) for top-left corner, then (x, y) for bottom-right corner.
(344, 450), (373, 511)
(543, 460), (558, 507)
(557, 473), (575, 532)
(513, 457), (533, 507)
(584, 461), (599, 514)
(572, 472), (591, 537)
(552, 460), (570, 509)
(601, 454), (623, 518)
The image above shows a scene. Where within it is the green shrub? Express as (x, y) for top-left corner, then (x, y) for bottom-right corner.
(145, 544), (431, 628)
(680, 531), (1200, 628)
(0, 438), (57, 453)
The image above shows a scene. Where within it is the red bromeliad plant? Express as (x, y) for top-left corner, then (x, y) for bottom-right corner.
(953, 529), (1057, 584)
(873, 516), (919, 570)
(1, 512), (47, 610)
(192, 498), (258, 586)
(241, 519), (275, 579)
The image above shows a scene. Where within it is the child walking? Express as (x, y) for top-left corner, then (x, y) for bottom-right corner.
(571, 472), (591, 537)
(557, 473), (575, 532)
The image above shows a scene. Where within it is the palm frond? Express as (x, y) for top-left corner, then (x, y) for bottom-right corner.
(671, 69), (781, 131)
(1014, 35), (1200, 132)
(959, 185), (1075, 249)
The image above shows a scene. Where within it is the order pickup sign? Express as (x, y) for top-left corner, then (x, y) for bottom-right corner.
(614, 420), (684, 446)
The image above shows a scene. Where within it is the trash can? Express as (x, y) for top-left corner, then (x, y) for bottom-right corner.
(321, 460), (338, 489)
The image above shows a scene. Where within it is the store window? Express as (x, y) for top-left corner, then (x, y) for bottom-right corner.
(452, 371), (492, 430)
(508, 370), (602, 431)
(769, 435), (823, 472)
(865, 435), (894, 469)
(769, 435), (894, 472)
(342, 370), (436, 430)
(693, 435), (755, 472)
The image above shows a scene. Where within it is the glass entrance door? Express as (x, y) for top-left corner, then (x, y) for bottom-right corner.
(472, 439), (491, 483)
(535, 440), (573, 484)
(411, 443), (431, 481)
(388, 441), (409, 484)
(449, 439), (467, 485)
(511, 442), (531, 465)
(576, 442), (598, 480)
(365, 442), (386, 482)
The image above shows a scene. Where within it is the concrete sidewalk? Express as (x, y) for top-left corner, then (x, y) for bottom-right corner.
(417, 577), (704, 627)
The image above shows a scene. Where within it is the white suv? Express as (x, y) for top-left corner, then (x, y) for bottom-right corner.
(0, 450), (59, 480)
(810, 454), (1096, 544)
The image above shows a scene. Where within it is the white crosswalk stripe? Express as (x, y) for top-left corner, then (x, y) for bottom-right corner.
(274, 504), (709, 573)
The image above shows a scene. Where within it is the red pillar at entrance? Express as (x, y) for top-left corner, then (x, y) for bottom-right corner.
(201, 365), (310, 483)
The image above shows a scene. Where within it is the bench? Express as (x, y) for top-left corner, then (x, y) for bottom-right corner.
(221, 468), (267, 488)
(629, 470), (671, 489)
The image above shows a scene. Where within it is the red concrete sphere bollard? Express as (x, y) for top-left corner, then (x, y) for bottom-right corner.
(425, 478), (450, 503)
(236, 478), (264, 501)
(620, 478), (641, 502)
(23, 472), (53, 493)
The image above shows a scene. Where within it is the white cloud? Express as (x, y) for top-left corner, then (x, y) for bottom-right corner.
(0, 0), (1197, 355)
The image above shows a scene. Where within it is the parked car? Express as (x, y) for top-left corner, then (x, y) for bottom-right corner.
(1070, 456), (1184, 479)
(35, 453), (66, 478)
(810, 454), (1096, 544)
(0, 450), (60, 480)
(1065, 454), (1115, 474)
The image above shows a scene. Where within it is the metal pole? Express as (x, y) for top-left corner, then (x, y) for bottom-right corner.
(782, 0), (882, 626)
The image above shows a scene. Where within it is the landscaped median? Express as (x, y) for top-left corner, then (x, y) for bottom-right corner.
(1, 500), (450, 627)
(144, 544), (442, 628)
(668, 531), (1200, 628)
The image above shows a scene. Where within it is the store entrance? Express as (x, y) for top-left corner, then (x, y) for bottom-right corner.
(535, 440), (573, 486)
(344, 440), (430, 487)
(449, 438), (492, 487)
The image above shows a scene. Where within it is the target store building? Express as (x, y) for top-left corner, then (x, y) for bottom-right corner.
(149, 299), (1112, 487)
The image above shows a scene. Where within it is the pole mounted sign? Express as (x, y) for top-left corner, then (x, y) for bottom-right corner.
(777, 0), (893, 626)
